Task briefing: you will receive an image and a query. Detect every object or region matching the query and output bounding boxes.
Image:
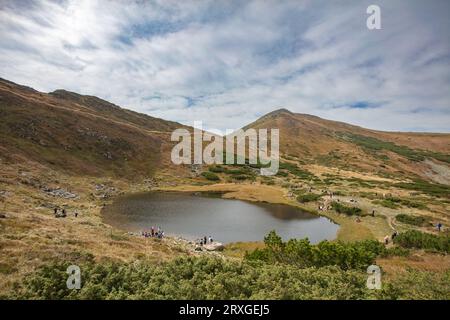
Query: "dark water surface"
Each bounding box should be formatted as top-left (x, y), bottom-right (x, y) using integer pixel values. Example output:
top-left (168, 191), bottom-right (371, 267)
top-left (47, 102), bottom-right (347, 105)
top-left (102, 192), bottom-right (339, 243)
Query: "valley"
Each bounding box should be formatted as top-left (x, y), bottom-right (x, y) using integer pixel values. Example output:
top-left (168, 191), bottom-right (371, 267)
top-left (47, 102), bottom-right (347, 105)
top-left (0, 78), bottom-right (449, 299)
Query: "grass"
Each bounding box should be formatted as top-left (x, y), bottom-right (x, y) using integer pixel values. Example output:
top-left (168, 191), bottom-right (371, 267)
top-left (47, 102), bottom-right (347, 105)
top-left (396, 214), bottom-right (428, 227)
top-left (331, 201), bottom-right (362, 216)
top-left (394, 180), bottom-right (450, 198)
top-left (373, 199), bottom-right (401, 209)
top-left (279, 162), bottom-right (316, 180)
top-left (208, 165), bottom-right (225, 173)
top-left (339, 133), bottom-right (428, 162)
top-left (223, 241), bottom-right (265, 258)
top-left (200, 171), bottom-right (220, 181)
top-left (296, 193), bottom-right (322, 203)
top-left (339, 132), bottom-right (450, 166)
top-left (394, 230), bottom-right (450, 253)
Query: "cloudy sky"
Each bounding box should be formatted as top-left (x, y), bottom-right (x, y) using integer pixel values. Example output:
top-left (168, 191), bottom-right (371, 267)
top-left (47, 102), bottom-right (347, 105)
top-left (1, 0), bottom-right (449, 132)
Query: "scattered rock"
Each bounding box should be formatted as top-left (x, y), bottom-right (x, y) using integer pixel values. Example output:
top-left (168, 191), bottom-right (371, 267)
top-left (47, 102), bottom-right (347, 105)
top-left (203, 242), bottom-right (225, 251)
top-left (95, 184), bottom-right (106, 191)
top-left (92, 184), bottom-right (117, 199)
top-left (0, 190), bottom-right (13, 197)
top-left (42, 187), bottom-right (78, 199)
top-left (0, 213), bottom-right (7, 219)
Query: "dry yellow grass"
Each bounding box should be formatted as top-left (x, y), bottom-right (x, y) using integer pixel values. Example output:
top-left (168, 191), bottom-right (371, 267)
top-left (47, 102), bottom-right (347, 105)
top-left (304, 164), bottom-right (396, 183)
top-left (159, 183), bottom-right (289, 204)
top-left (377, 251), bottom-right (450, 278)
top-left (1, 155), bottom-right (448, 297)
top-left (0, 163), bottom-right (192, 296)
top-left (223, 241), bottom-right (266, 259)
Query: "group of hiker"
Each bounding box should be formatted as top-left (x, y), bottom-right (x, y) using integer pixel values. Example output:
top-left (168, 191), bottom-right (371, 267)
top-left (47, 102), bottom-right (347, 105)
top-left (197, 236), bottom-right (213, 246)
top-left (53, 207), bottom-right (78, 218)
top-left (141, 226), bottom-right (164, 239)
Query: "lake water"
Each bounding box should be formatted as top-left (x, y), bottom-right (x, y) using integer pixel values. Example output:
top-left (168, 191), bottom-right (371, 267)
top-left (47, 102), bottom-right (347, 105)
top-left (102, 192), bottom-right (339, 243)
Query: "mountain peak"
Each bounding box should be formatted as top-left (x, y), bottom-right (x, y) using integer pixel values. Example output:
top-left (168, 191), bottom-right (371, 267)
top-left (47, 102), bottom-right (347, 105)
top-left (266, 108), bottom-right (293, 116)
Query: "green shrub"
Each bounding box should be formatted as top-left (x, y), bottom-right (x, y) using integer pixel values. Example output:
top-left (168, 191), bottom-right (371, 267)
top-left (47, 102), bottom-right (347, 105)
top-left (276, 170), bottom-right (288, 177)
top-left (245, 231), bottom-right (384, 270)
top-left (279, 162), bottom-right (315, 180)
top-left (376, 269), bottom-right (450, 300)
top-left (331, 201), bottom-right (362, 216)
top-left (19, 257), bottom-right (371, 300)
top-left (16, 232), bottom-right (447, 300)
top-left (396, 214), bottom-right (427, 226)
top-left (296, 193), bottom-right (322, 203)
top-left (233, 175), bottom-right (250, 180)
top-left (382, 246), bottom-right (410, 257)
top-left (373, 199), bottom-right (400, 209)
top-left (393, 230), bottom-right (450, 253)
top-left (338, 133), bottom-right (426, 162)
top-left (394, 180), bottom-right (450, 198)
top-left (208, 165), bottom-right (225, 173)
top-left (226, 169), bottom-right (247, 175)
top-left (374, 197), bottom-right (427, 210)
top-left (201, 171), bottom-right (220, 181)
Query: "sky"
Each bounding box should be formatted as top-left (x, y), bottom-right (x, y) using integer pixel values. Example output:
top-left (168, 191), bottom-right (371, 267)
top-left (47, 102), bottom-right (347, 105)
top-left (0, 0), bottom-right (449, 132)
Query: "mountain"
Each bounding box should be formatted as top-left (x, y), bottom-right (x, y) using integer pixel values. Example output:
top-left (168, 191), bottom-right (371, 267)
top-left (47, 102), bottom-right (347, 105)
top-left (245, 108), bottom-right (450, 184)
top-left (0, 78), bottom-right (187, 178)
top-left (1, 78), bottom-right (449, 185)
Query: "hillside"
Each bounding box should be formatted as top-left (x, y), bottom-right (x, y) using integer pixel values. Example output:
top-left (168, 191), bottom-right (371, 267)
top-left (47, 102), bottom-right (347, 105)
top-left (2, 78), bottom-right (449, 185)
top-left (0, 78), bottom-right (187, 178)
top-left (245, 108), bottom-right (450, 185)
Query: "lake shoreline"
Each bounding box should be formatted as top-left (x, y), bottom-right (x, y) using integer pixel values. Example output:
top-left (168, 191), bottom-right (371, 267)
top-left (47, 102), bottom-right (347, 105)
top-left (101, 187), bottom-right (339, 244)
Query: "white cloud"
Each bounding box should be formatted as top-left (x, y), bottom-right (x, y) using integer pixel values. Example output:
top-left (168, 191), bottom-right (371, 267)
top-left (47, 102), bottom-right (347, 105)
top-left (0, 0), bottom-right (449, 132)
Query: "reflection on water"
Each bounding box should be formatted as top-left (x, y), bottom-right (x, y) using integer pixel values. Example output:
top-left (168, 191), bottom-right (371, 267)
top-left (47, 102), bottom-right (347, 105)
top-left (102, 192), bottom-right (339, 244)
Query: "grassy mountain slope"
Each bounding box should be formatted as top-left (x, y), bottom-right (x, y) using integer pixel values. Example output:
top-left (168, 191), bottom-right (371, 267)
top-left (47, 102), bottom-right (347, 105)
top-left (245, 108), bottom-right (450, 184)
top-left (0, 78), bottom-right (186, 178)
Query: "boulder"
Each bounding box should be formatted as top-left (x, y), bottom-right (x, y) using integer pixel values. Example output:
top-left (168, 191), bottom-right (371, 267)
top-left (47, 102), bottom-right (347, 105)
top-left (203, 242), bottom-right (224, 251)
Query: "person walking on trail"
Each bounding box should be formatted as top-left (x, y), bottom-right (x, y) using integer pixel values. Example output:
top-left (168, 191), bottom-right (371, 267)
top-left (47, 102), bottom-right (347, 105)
top-left (208, 236), bottom-right (212, 243)
top-left (437, 223), bottom-right (443, 232)
top-left (392, 230), bottom-right (398, 240)
top-left (384, 235), bottom-right (389, 245)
